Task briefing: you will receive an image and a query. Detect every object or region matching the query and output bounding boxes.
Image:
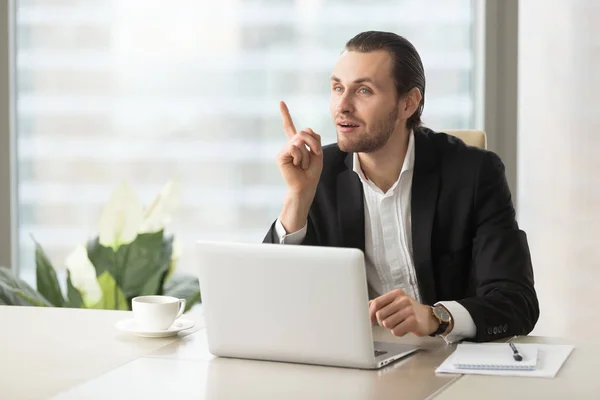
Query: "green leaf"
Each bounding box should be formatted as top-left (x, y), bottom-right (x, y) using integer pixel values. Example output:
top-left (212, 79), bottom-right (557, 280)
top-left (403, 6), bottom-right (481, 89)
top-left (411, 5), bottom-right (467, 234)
top-left (32, 237), bottom-right (65, 307)
top-left (15, 291), bottom-right (52, 307)
top-left (90, 270), bottom-right (128, 310)
top-left (139, 234), bottom-right (173, 297)
top-left (163, 274), bottom-right (201, 312)
top-left (0, 266), bottom-right (52, 306)
top-left (87, 231), bottom-right (173, 302)
top-left (85, 236), bottom-right (113, 276)
top-left (65, 270), bottom-right (84, 308)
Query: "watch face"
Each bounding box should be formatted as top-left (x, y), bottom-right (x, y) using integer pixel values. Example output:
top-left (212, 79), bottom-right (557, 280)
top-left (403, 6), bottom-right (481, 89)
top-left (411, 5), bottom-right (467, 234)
top-left (434, 306), bottom-right (451, 322)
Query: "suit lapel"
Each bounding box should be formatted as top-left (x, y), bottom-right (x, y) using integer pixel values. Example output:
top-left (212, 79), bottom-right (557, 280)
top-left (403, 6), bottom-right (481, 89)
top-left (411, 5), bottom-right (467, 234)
top-left (411, 130), bottom-right (439, 305)
top-left (337, 153), bottom-right (365, 251)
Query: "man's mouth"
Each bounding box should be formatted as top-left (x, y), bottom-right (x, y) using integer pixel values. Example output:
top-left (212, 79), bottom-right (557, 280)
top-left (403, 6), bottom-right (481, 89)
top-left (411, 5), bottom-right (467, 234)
top-left (338, 121), bottom-right (360, 128)
top-left (337, 121), bottom-right (361, 134)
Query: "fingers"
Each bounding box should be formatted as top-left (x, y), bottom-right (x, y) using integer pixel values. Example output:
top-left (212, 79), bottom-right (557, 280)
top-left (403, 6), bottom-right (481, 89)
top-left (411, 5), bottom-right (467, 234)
top-left (303, 129), bottom-right (322, 155)
top-left (370, 301), bottom-right (389, 324)
top-left (376, 296), bottom-right (411, 326)
top-left (292, 131), bottom-right (322, 156)
top-left (369, 292), bottom-right (399, 321)
top-left (280, 101), bottom-right (297, 139)
top-left (286, 130), bottom-right (322, 170)
top-left (380, 302), bottom-right (414, 330)
top-left (374, 303), bottom-right (397, 325)
top-left (277, 107), bottom-right (322, 170)
top-left (373, 289), bottom-right (405, 308)
top-left (369, 302), bottom-right (377, 324)
top-left (285, 143), bottom-right (309, 170)
top-left (390, 315), bottom-right (418, 337)
top-left (297, 142), bottom-right (310, 170)
top-left (289, 144), bottom-right (303, 167)
top-left (370, 289), bottom-right (408, 324)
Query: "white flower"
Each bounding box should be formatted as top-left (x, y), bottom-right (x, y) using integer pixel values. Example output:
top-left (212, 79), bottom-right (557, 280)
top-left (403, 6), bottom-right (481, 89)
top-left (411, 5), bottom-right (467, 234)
top-left (171, 238), bottom-right (183, 261)
top-left (65, 245), bottom-right (102, 307)
top-left (139, 179), bottom-right (181, 234)
top-left (98, 181), bottom-right (144, 251)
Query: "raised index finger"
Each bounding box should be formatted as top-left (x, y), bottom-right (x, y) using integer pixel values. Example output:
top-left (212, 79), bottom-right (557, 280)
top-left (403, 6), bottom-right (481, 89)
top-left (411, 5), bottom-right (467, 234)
top-left (279, 101), bottom-right (297, 139)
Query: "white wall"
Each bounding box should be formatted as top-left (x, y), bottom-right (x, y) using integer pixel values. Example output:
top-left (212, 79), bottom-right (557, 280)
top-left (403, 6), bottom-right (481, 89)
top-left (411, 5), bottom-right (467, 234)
top-left (518, 0), bottom-right (600, 337)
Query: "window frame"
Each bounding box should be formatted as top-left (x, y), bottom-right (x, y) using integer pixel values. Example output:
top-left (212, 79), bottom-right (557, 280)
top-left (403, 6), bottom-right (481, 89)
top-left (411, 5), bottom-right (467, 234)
top-left (0, 0), bottom-right (18, 274)
top-left (480, 0), bottom-right (519, 203)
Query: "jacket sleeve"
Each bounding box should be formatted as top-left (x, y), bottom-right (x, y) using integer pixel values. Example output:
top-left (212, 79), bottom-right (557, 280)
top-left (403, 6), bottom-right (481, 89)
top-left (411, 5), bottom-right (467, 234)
top-left (262, 216), bottom-right (320, 246)
top-left (457, 151), bottom-right (540, 342)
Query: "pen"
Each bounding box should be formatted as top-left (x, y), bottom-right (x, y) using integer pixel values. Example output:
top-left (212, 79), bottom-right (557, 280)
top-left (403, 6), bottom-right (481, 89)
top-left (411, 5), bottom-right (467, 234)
top-left (509, 342), bottom-right (523, 361)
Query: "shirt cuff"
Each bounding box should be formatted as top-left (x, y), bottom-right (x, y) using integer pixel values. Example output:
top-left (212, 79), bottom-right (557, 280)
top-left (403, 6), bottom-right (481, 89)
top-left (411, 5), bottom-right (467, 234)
top-left (436, 301), bottom-right (477, 344)
top-left (274, 218), bottom-right (307, 245)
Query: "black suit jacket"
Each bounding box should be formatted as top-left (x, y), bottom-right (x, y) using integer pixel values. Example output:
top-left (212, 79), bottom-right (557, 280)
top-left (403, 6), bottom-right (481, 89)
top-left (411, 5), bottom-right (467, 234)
top-left (263, 127), bottom-right (539, 342)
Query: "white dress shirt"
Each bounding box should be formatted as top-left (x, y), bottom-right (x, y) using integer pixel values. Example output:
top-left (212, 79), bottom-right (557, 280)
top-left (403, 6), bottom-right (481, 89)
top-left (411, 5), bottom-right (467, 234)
top-left (274, 131), bottom-right (476, 343)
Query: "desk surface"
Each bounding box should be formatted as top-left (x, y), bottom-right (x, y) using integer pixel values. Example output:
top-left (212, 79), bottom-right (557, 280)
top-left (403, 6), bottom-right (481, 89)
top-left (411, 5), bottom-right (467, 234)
top-left (1, 305), bottom-right (457, 400)
top-left (435, 335), bottom-right (600, 400)
top-left (1, 306), bottom-right (595, 400)
top-left (0, 306), bottom-right (202, 400)
top-left (50, 329), bottom-right (461, 400)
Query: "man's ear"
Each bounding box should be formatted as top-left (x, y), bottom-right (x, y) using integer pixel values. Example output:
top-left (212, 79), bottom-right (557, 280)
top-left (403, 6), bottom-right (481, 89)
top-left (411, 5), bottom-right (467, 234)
top-left (402, 87), bottom-right (422, 118)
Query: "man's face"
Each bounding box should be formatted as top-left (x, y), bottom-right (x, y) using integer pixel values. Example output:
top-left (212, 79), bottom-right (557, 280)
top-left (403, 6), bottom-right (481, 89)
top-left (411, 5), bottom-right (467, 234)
top-left (329, 50), bottom-right (401, 153)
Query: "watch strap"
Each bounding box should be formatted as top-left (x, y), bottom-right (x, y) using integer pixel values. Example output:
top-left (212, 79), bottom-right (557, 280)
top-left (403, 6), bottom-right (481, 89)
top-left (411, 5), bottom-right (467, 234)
top-left (429, 305), bottom-right (450, 337)
top-left (430, 319), bottom-right (449, 336)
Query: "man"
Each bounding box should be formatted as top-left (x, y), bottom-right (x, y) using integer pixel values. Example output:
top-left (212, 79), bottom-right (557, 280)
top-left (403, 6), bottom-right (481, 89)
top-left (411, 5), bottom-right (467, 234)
top-left (263, 31), bottom-right (539, 343)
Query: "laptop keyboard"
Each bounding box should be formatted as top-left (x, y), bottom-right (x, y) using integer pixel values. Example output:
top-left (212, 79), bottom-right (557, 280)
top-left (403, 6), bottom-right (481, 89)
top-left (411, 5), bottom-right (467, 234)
top-left (374, 350), bottom-right (388, 357)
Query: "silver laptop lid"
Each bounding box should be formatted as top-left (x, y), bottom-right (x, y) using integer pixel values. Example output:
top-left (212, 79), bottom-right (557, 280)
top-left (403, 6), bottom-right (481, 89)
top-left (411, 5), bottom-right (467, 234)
top-left (195, 241), bottom-right (376, 368)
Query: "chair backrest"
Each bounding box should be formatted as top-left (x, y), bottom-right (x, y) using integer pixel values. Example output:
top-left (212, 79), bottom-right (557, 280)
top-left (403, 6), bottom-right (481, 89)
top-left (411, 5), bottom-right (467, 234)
top-left (444, 129), bottom-right (487, 149)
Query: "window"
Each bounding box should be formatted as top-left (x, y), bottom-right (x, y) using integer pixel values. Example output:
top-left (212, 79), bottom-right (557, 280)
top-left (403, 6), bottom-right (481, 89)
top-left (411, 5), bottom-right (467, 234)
top-left (15, 0), bottom-right (480, 282)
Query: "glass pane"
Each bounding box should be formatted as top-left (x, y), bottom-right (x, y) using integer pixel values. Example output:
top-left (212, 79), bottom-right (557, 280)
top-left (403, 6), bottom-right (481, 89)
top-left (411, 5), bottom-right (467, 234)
top-left (15, 0), bottom-right (478, 282)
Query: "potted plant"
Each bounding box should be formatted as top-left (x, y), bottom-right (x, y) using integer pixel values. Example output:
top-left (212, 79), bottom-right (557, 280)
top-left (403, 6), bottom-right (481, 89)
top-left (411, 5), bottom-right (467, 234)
top-left (0, 180), bottom-right (200, 311)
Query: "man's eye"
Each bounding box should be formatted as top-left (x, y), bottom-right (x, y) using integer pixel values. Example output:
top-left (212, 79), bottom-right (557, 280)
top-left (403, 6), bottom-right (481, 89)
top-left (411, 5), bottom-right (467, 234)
top-left (333, 86), bottom-right (344, 92)
top-left (359, 88), bottom-right (372, 94)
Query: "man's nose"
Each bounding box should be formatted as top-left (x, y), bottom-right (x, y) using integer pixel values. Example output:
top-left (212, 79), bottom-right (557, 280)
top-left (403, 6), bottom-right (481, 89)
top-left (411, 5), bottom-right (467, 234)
top-left (336, 92), bottom-right (355, 114)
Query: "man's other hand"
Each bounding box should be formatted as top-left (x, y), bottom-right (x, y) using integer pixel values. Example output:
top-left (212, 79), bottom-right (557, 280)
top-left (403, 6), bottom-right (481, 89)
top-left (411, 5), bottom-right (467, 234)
top-left (368, 289), bottom-right (439, 337)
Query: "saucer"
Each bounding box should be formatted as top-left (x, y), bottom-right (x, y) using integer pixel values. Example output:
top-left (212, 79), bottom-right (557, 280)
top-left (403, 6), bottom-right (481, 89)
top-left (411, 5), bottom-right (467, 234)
top-left (115, 318), bottom-right (195, 338)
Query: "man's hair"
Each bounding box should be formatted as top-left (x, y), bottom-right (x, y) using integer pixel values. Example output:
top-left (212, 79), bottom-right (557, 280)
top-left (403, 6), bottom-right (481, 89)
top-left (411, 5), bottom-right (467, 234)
top-left (345, 31), bottom-right (426, 131)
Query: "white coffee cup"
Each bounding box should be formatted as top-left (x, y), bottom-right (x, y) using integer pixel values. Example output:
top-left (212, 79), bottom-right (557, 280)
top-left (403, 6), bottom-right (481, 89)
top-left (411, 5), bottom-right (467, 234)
top-left (132, 295), bottom-right (186, 331)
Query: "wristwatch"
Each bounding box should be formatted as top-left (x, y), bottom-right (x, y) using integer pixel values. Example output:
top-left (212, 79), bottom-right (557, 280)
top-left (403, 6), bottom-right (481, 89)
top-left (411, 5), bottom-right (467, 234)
top-left (429, 304), bottom-right (452, 337)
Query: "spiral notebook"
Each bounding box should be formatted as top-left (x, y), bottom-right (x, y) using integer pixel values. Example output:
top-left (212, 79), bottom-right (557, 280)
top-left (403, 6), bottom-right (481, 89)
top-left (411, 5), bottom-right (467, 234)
top-left (449, 343), bottom-right (538, 370)
top-left (436, 342), bottom-right (574, 378)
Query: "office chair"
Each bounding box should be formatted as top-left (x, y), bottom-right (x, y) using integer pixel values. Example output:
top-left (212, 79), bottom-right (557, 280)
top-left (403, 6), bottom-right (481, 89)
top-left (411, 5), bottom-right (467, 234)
top-left (444, 129), bottom-right (487, 150)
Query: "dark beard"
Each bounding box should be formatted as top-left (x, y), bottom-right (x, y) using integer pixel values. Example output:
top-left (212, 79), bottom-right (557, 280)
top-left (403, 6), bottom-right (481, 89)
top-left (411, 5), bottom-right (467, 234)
top-left (337, 107), bottom-right (399, 153)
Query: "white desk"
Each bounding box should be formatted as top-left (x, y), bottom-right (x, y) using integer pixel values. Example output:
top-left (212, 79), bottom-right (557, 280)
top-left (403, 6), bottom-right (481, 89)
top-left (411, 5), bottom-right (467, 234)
top-left (49, 329), bottom-right (462, 400)
top-left (1, 306), bottom-right (593, 400)
top-left (0, 306), bottom-right (202, 400)
top-left (1, 306), bottom-right (457, 400)
top-left (434, 336), bottom-right (600, 399)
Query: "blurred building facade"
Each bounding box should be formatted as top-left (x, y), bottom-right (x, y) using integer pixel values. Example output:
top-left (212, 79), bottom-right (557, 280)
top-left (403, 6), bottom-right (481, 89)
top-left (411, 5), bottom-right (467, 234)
top-left (15, 0), bottom-right (478, 279)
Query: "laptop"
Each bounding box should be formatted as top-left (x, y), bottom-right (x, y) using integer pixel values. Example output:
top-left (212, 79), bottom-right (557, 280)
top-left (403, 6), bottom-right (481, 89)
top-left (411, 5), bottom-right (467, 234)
top-left (195, 241), bottom-right (420, 369)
